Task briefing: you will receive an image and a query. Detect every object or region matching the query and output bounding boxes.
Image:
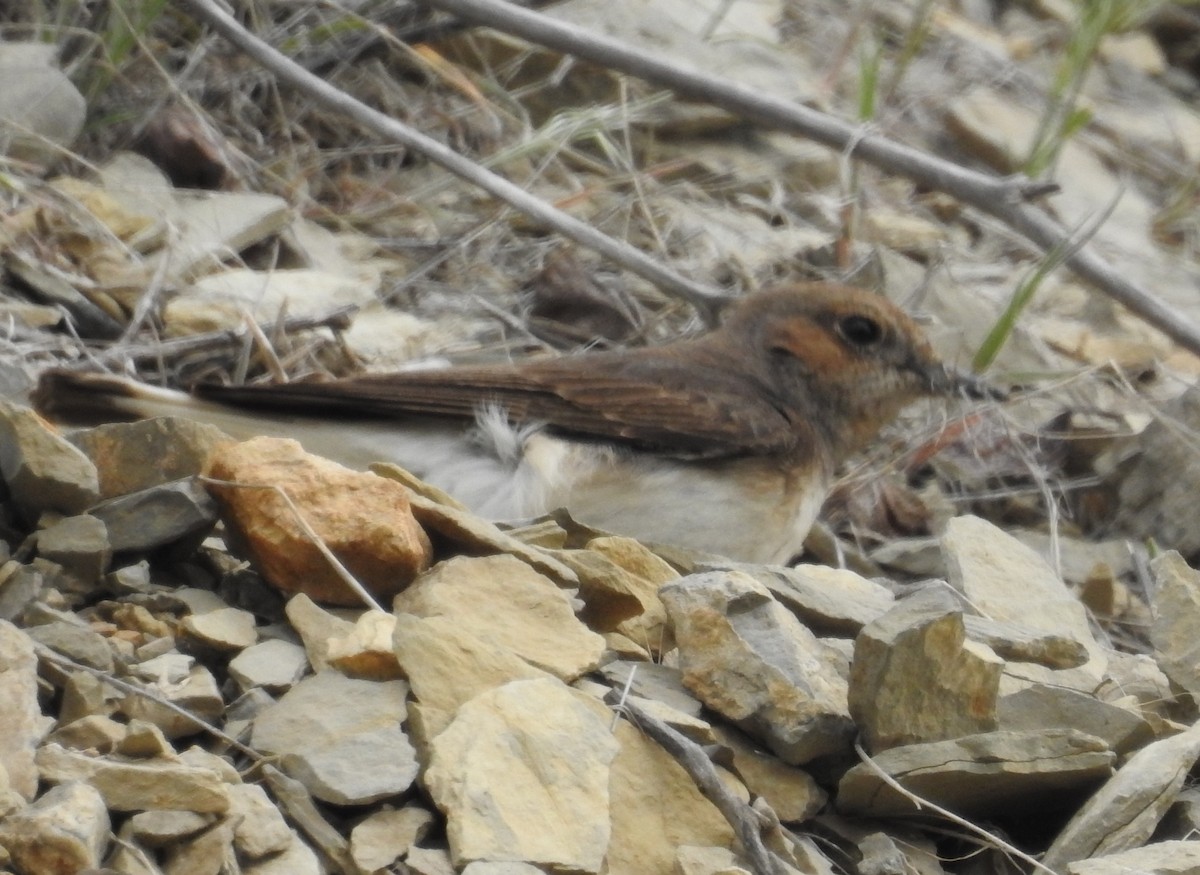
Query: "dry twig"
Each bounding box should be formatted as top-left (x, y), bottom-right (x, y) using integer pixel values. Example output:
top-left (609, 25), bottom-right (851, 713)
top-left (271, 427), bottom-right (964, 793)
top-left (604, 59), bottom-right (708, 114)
top-left (609, 692), bottom-right (792, 875)
top-left (176, 0), bottom-right (730, 324)
top-left (403, 0), bottom-right (1200, 358)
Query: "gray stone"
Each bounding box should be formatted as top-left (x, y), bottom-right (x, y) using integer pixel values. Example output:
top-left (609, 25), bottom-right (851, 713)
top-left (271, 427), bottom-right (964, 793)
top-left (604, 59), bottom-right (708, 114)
top-left (251, 671), bottom-right (417, 805)
top-left (89, 477), bottom-right (219, 553)
top-left (26, 617), bottom-right (115, 674)
top-left (36, 513), bottom-right (112, 582)
top-left (228, 638), bottom-right (309, 692)
top-left (128, 809), bottom-right (216, 846)
top-left (738, 562), bottom-right (895, 635)
top-left (837, 729), bottom-right (1114, 819)
top-left (660, 570), bottom-right (854, 764)
top-left (1066, 841), bottom-right (1200, 875)
top-left (999, 685), bottom-right (1152, 756)
top-left (0, 559), bottom-right (43, 621)
top-left (1150, 551), bottom-right (1200, 697)
top-left (181, 606), bottom-right (258, 652)
top-left (120, 665), bottom-right (224, 739)
top-left (0, 400), bottom-right (99, 518)
top-left (228, 782), bottom-right (293, 860)
top-left (1043, 722), bottom-right (1200, 871)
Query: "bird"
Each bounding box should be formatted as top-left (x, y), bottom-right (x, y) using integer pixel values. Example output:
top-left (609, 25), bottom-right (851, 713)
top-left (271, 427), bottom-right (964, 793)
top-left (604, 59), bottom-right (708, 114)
top-left (35, 282), bottom-right (994, 564)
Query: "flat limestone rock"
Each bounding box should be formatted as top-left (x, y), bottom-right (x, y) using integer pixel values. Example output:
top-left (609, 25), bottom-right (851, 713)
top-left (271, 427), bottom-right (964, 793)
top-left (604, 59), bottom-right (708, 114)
top-left (393, 554), bottom-right (604, 681)
top-left (1066, 840), bottom-right (1200, 875)
top-left (350, 805), bottom-right (436, 872)
top-left (35, 743), bottom-right (231, 812)
top-left (606, 719), bottom-right (736, 875)
top-left (660, 570), bottom-right (854, 764)
top-left (735, 562), bottom-right (895, 635)
top-left (941, 515), bottom-right (1107, 683)
top-left (424, 678), bottom-right (618, 872)
top-left (228, 638), bottom-right (309, 693)
top-left (998, 685), bottom-right (1152, 756)
top-left (392, 612), bottom-right (554, 743)
top-left (837, 729), bottom-right (1114, 819)
top-left (1042, 722), bottom-right (1200, 872)
top-left (250, 671), bottom-right (417, 805)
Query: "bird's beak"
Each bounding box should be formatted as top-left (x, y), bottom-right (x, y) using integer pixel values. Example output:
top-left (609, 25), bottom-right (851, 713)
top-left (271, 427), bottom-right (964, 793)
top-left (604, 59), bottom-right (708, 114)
top-left (920, 362), bottom-right (1006, 401)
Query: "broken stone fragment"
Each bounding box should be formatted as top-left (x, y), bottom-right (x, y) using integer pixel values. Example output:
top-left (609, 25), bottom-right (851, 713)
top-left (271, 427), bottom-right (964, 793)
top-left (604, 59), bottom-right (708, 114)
top-left (394, 554), bottom-right (605, 681)
top-left (837, 729), bottom-right (1114, 820)
top-left (660, 570), bottom-right (854, 764)
top-left (849, 587), bottom-right (1002, 753)
top-left (0, 780), bottom-right (109, 873)
top-left (88, 477), bottom-right (219, 554)
top-left (205, 436), bottom-right (432, 606)
top-left (0, 400), bottom-right (99, 519)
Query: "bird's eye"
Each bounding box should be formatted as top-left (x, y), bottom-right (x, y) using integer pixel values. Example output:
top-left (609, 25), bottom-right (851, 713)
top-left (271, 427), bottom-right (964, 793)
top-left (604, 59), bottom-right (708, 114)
top-left (837, 314), bottom-right (883, 347)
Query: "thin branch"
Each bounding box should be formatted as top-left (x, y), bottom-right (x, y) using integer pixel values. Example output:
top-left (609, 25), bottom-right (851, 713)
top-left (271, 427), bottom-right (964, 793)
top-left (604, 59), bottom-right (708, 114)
top-left (609, 692), bottom-right (792, 875)
top-left (852, 739), bottom-right (1058, 875)
top-left (405, 0), bottom-right (1200, 358)
top-left (175, 0), bottom-right (729, 325)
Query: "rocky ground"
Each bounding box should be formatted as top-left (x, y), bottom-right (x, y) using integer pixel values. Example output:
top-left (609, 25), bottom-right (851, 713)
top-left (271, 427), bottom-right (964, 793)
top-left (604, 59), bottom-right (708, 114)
top-left (2, 0), bottom-right (1200, 874)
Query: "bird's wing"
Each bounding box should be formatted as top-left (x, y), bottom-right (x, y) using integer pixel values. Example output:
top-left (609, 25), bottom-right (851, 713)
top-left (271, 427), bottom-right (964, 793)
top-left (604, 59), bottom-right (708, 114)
top-left (195, 349), bottom-right (801, 459)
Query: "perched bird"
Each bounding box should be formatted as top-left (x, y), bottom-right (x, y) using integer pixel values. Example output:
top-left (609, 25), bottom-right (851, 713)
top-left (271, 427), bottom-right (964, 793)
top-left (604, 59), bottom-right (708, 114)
top-left (36, 282), bottom-right (992, 563)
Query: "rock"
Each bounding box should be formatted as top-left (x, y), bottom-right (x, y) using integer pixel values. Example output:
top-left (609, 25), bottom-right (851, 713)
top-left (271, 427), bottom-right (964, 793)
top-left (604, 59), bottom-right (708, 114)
top-left (148, 190), bottom-right (291, 282)
top-left (424, 678), bottom-right (619, 872)
top-left (284, 593), bottom-right (355, 672)
top-left (393, 612), bottom-right (555, 744)
top-left (0, 42), bottom-right (86, 172)
top-left (241, 830), bottom-right (322, 875)
top-left (941, 515), bottom-right (1107, 684)
top-left (960, 614), bottom-right (1089, 669)
top-left (393, 554), bottom-right (605, 681)
top-left (89, 478), bottom-right (219, 554)
top-left (837, 729), bottom-right (1114, 820)
top-left (250, 671), bottom-right (417, 805)
top-left (120, 664), bottom-right (224, 739)
top-left (127, 809), bottom-right (215, 846)
top-left (0, 781), bottom-right (109, 873)
top-left (660, 570), bottom-right (854, 764)
top-left (227, 783), bottom-right (293, 860)
top-left (27, 617), bottom-right (115, 675)
top-left (1042, 723), bottom-right (1200, 872)
top-left (326, 610), bottom-right (402, 680)
top-left (580, 535), bottom-right (678, 651)
top-left (461, 863), bottom-right (548, 875)
top-left (205, 437), bottom-right (432, 606)
top-left (47, 714), bottom-right (126, 754)
top-left (849, 587), bottom-right (1003, 753)
top-left (36, 513), bottom-right (111, 582)
top-left (69, 416), bottom-right (232, 499)
top-left (0, 400), bottom-right (99, 519)
top-left (711, 726), bottom-right (826, 824)
top-left (674, 845), bottom-right (752, 875)
top-left (606, 719), bottom-right (736, 875)
top-left (118, 719), bottom-right (175, 759)
top-left (161, 819), bottom-right (235, 875)
top-left (35, 743), bottom-right (231, 812)
top-left (598, 660), bottom-right (704, 718)
top-left (1067, 840), bottom-right (1200, 875)
top-left (165, 267), bottom-right (381, 334)
top-left (739, 562), bottom-right (894, 635)
top-left (0, 560), bottom-right (44, 621)
top-left (380, 474), bottom-right (578, 586)
top-left (1149, 551), bottom-right (1200, 696)
top-left (59, 669), bottom-right (122, 725)
top-left (129, 653), bottom-right (194, 685)
top-left (405, 846), bottom-right (457, 875)
top-left (180, 606), bottom-right (258, 652)
top-left (227, 638), bottom-right (309, 693)
top-left (0, 620), bottom-right (43, 799)
top-left (349, 805), bottom-right (436, 872)
top-left (998, 685), bottom-right (1152, 755)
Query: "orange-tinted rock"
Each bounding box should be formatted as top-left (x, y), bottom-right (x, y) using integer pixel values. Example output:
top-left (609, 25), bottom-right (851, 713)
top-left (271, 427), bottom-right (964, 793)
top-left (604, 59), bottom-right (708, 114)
top-left (204, 437), bottom-right (432, 606)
